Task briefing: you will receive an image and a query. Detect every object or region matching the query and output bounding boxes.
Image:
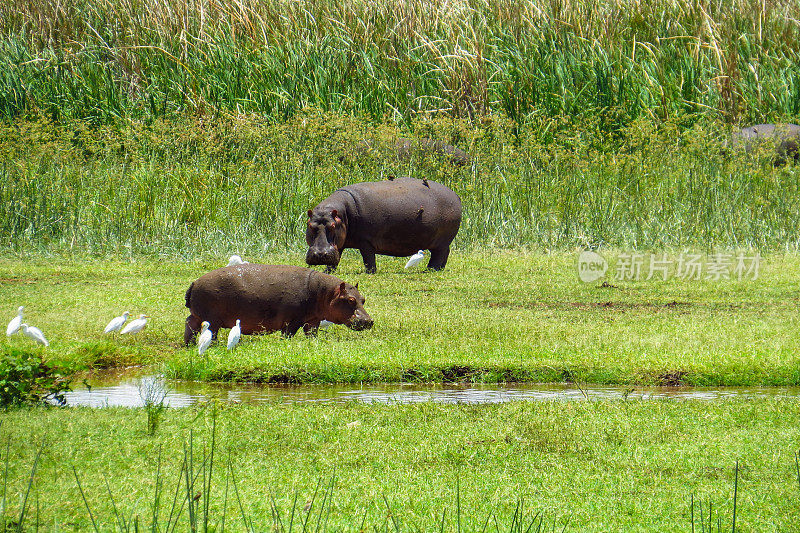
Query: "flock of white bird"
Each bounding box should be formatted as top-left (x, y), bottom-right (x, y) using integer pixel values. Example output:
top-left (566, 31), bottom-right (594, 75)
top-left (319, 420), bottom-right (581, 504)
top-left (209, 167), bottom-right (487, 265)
top-left (6, 305), bottom-right (150, 348)
top-left (5, 252), bottom-right (426, 353)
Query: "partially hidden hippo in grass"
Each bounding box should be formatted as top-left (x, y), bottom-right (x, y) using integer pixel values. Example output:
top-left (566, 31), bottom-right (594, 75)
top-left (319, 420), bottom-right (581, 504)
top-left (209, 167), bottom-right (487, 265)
top-left (394, 138), bottom-right (470, 166)
top-left (184, 264), bottom-right (372, 344)
top-left (305, 177), bottom-right (462, 273)
top-left (728, 123), bottom-right (800, 165)
top-left (341, 138), bottom-right (470, 167)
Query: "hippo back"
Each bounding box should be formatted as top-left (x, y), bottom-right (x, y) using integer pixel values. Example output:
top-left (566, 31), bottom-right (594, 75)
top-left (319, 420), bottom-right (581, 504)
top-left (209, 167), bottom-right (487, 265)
top-left (340, 177), bottom-right (462, 256)
top-left (730, 123), bottom-right (800, 164)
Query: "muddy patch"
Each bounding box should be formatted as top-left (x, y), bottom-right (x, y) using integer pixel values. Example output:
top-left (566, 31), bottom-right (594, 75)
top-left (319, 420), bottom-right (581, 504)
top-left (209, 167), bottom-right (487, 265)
top-left (485, 300), bottom-right (692, 311)
top-left (656, 371), bottom-right (689, 387)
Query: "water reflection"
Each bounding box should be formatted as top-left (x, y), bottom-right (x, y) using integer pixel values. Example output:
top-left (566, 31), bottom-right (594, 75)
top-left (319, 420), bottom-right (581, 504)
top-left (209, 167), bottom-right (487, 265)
top-left (61, 373), bottom-right (800, 408)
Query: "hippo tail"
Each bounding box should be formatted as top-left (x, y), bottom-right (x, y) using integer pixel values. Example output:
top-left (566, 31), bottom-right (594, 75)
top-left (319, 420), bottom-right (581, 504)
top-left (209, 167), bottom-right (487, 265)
top-left (185, 282), bottom-right (194, 309)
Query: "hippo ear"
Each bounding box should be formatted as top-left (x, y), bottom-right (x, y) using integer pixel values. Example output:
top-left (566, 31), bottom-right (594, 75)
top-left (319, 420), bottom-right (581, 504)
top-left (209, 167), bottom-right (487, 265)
top-left (337, 282), bottom-right (346, 296)
top-left (331, 209), bottom-right (338, 218)
top-left (307, 209), bottom-right (313, 219)
top-left (355, 282), bottom-right (359, 290)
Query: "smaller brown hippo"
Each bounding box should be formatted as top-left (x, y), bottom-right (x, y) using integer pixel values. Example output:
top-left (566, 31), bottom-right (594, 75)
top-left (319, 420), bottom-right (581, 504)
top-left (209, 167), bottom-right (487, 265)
top-left (729, 123), bottom-right (800, 165)
top-left (184, 264), bottom-right (372, 344)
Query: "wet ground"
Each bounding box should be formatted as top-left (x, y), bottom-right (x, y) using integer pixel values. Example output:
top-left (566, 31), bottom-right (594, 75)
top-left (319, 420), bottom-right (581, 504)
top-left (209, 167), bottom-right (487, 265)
top-left (61, 371), bottom-right (800, 407)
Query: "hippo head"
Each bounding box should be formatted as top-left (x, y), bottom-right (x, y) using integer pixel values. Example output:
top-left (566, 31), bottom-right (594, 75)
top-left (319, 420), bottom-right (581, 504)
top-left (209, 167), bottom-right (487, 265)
top-left (324, 282), bottom-right (373, 331)
top-left (306, 207), bottom-right (347, 269)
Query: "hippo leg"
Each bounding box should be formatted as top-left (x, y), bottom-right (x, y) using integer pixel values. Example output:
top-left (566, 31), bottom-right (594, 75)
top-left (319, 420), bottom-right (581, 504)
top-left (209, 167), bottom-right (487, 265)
top-left (324, 265), bottom-right (337, 274)
top-left (280, 321), bottom-right (303, 338)
top-left (303, 323), bottom-right (319, 336)
top-left (184, 314), bottom-right (202, 345)
top-left (359, 246), bottom-right (377, 274)
top-left (427, 246), bottom-right (451, 271)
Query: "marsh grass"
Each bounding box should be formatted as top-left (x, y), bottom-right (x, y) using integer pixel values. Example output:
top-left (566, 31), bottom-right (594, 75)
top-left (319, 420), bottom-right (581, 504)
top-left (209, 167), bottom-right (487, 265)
top-left (689, 462), bottom-right (739, 533)
top-left (1, 116), bottom-right (799, 257)
top-left (1, 0), bottom-right (800, 123)
top-left (139, 377), bottom-right (168, 436)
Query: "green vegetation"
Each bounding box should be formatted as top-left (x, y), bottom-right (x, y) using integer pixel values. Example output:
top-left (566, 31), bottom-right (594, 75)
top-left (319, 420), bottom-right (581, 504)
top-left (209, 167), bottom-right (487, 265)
top-left (2, 0), bottom-right (800, 124)
top-left (1, 252), bottom-right (798, 386)
top-left (2, 2), bottom-right (799, 529)
top-left (1, 116), bottom-right (800, 256)
top-left (0, 347), bottom-right (71, 407)
top-left (1, 399), bottom-right (798, 530)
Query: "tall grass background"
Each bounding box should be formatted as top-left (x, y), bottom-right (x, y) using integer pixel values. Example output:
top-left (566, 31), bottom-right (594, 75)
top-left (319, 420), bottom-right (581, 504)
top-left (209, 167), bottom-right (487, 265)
top-left (0, 0), bottom-right (799, 124)
top-left (1, 114), bottom-right (799, 257)
top-left (1, 0), bottom-right (800, 256)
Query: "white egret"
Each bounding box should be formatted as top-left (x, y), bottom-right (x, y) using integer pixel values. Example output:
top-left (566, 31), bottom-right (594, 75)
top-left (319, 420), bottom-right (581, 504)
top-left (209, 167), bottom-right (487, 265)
top-left (198, 321), bottom-right (213, 355)
top-left (121, 314), bottom-right (148, 335)
top-left (319, 319), bottom-right (333, 329)
top-left (227, 319), bottom-right (241, 350)
top-left (104, 311), bottom-right (130, 333)
top-left (20, 323), bottom-right (48, 347)
top-left (6, 306), bottom-right (23, 336)
top-left (227, 255), bottom-right (249, 266)
top-left (404, 250), bottom-right (425, 269)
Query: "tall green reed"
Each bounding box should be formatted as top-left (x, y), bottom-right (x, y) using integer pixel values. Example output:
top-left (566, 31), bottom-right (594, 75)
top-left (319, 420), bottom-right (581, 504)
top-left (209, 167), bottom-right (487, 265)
top-left (1, 0), bottom-right (799, 124)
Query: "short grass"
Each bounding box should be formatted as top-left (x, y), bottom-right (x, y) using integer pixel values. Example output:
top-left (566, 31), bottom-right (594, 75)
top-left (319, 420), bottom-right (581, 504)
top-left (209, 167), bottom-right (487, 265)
top-left (0, 399), bottom-right (798, 530)
top-left (2, 250), bottom-right (799, 386)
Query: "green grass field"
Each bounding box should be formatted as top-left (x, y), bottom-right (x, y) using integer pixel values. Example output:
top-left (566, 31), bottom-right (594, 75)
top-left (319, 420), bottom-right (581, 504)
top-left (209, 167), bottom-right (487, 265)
top-left (4, 1), bottom-right (800, 529)
top-left (2, 251), bottom-right (798, 386)
top-left (1, 399), bottom-right (798, 531)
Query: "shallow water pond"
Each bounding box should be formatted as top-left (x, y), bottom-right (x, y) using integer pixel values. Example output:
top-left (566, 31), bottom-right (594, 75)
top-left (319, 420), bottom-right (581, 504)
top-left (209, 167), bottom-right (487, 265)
top-left (61, 371), bottom-right (800, 407)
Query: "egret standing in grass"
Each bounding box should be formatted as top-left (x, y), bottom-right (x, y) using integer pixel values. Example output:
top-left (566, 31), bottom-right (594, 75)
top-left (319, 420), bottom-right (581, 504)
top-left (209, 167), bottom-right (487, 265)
top-left (20, 323), bottom-right (48, 347)
top-left (198, 321), bottom-right (213, 355)
top-left (6, 306), bottom-right (23, 336)
top-left (104, 311), bottom-right (130, 334)
top-left (121, 314), bottom-right (148, 335)
top-left (404, 250), bottom-right (425, 269)
top-left (227, 319), bottom-right (241, 350)
top-left (227, 255), bottom-right (249, 266)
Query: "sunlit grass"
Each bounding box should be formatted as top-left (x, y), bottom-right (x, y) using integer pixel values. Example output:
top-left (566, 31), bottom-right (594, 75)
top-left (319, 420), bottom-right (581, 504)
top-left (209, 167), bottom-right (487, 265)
top-left (2, 251), bottom-right (799, 386)
top-left (0, 399), bottom-right (798, 530)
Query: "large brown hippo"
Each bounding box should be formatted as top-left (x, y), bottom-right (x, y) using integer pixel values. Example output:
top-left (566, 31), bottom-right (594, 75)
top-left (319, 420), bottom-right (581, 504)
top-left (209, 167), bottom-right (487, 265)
top-left (305, 177), bottom-right (462, 273)
top-left (183, 264), bottom-right (372, 344)
top-left (729, 123), bottom-right (800, 165)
